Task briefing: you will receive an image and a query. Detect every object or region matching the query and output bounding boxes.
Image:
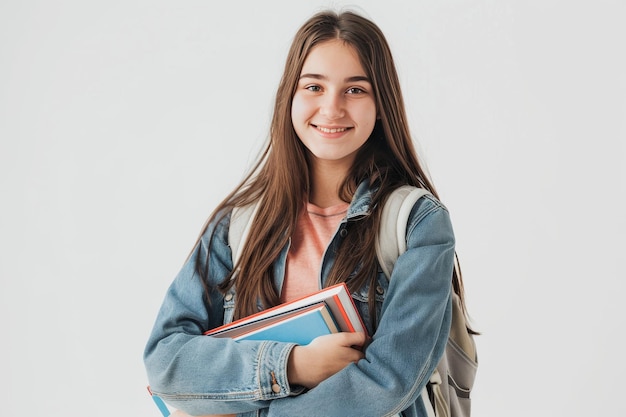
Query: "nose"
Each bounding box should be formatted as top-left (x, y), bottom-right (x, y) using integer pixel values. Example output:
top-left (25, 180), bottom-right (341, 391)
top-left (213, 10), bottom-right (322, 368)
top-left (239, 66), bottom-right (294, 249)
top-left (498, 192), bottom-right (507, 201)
top-left (319, 93), bottom-right (345, 120)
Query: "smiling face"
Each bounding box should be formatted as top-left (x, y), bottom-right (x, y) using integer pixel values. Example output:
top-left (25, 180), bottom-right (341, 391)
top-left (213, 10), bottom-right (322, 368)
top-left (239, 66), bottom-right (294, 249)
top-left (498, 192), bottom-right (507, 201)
top-left (291, 39), bottom-right (377, 173)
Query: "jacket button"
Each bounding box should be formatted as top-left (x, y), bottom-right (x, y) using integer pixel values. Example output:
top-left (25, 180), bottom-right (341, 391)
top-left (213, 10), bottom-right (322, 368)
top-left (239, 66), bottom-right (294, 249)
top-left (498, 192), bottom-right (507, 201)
top-left (339, 228), bottom-right (348, 237)
top-left (224, 293), bottom-right (233, 302)
top-left (272, 383), bottom-right (281, 393)
top-left (376, 285), bottom-right (384, 295)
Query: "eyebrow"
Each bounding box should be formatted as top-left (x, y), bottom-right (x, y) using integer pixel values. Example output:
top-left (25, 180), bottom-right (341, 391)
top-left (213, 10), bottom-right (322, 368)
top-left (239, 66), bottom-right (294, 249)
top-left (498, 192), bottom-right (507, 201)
top-left (299, 73), bottom-right (371, 83)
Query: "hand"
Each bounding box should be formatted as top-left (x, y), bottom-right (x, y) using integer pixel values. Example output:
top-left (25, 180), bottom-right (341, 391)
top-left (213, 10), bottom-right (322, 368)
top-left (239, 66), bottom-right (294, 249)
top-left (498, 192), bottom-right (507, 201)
top-left (170, 411), bottom-right (235, 417)
top-left (287, 331), bottom-right (367, 389)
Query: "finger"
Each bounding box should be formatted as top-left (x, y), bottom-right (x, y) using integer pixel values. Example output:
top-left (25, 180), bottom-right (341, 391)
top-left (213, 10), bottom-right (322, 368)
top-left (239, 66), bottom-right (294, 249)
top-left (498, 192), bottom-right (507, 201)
top-left (339, 331), bottom-right (367, 347)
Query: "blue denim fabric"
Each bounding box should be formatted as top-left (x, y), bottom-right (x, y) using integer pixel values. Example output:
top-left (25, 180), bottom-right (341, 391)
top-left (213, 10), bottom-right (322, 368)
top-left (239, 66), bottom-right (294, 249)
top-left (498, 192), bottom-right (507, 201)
top-left (144, 180), bottom-right (454, 417)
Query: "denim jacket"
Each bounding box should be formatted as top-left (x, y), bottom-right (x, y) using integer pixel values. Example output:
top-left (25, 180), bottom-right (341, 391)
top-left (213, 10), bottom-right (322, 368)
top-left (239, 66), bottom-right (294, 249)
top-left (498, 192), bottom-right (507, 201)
top-left (144, 180), bottom-right (455, 417)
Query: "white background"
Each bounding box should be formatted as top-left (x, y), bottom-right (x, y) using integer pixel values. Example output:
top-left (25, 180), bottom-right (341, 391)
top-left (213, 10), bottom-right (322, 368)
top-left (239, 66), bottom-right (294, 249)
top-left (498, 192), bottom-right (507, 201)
top-left (1, 1), bottom-right (624, 416)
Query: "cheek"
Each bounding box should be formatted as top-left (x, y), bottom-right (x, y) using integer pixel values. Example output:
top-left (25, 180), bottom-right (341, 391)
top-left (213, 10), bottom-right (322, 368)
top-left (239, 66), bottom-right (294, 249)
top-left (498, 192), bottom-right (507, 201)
top-left (290, 94), bottom-right (309, 124)
top-left (291, 96), bottom-right (311, 141)
top-left (360, 103), bottom-right (378, 132)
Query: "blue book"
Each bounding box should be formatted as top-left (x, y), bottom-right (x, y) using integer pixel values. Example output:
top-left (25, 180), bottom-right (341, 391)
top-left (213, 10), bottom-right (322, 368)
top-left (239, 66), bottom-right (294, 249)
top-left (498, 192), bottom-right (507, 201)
top-left (232, 302), bottom-right (339, 345)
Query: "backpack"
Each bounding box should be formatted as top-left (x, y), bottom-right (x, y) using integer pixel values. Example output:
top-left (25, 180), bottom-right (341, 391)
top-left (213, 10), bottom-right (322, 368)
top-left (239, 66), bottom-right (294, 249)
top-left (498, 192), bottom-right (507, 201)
top-left (229, 185), bottom-right (477, 417)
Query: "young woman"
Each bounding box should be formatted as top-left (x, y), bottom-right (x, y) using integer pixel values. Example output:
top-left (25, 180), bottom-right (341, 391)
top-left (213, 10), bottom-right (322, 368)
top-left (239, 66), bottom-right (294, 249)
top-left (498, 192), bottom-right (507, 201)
top-left (145, 10), bottom-right (468, 417)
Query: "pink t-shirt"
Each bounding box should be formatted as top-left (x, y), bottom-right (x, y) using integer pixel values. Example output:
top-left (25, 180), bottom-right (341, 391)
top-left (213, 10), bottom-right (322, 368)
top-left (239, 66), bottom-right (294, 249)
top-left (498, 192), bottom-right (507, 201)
top-left (280, 201), bottom-right (349, 303)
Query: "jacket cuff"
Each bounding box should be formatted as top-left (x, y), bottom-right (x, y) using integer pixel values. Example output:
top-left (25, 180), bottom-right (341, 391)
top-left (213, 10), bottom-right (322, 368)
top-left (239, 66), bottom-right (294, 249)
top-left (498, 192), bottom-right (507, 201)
top-left (257, 341), bottom-right (302, 399)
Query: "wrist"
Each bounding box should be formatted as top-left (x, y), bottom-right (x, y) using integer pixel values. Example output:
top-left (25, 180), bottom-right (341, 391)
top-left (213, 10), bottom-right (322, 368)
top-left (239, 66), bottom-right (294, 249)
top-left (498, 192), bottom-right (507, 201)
top-left (287, 345), bottom-right (305, 387)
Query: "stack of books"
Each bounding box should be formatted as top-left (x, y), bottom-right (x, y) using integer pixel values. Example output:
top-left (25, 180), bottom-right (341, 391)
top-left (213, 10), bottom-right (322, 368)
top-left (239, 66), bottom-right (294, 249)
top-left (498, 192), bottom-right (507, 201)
top-left (206, 282), bottom-right (366, 343)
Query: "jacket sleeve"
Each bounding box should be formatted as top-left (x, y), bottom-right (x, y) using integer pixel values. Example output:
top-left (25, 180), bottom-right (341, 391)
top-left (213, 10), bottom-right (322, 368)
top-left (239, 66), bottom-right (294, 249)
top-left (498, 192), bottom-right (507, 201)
top-left (267, 197), bottom-right (455, 417)
top-left (143, 212), bottom-right (301, 416)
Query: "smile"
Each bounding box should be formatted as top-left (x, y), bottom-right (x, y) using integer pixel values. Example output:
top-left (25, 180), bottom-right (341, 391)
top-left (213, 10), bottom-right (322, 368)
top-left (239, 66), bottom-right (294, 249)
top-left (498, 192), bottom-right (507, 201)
top-left (314, 125), bottom-right (350, 134)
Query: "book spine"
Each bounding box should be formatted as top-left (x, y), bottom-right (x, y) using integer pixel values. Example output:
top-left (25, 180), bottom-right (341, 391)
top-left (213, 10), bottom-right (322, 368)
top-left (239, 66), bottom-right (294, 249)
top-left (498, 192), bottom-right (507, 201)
top-left (332, 294), bottom-right (355, 332)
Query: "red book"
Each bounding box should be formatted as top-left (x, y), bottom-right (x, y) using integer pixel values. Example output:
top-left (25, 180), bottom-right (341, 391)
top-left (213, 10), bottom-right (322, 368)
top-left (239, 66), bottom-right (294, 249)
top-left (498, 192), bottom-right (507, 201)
top-left (206, 283), bottom-right (366, 341)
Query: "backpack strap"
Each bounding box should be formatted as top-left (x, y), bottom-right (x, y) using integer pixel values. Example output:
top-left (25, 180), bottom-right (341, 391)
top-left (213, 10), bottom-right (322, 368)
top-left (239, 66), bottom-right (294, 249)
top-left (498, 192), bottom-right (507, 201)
top-left (375, 185), bottom-right (431, 280)
top-left (228, 202), bottom-right (261, 270)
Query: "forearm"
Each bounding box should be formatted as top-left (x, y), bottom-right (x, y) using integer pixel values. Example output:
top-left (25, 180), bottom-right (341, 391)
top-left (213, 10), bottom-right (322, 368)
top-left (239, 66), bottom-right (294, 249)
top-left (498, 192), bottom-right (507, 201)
top-left (145, 333), bottom-right (298, 415)
top-left (267, 305), bottom-right (451, 417)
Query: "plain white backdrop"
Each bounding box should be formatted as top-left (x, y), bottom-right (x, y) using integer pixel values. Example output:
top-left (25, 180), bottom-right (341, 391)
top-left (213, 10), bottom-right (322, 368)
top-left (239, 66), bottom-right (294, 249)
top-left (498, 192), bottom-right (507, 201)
top-left (1, 1), bottom-right (625, 416)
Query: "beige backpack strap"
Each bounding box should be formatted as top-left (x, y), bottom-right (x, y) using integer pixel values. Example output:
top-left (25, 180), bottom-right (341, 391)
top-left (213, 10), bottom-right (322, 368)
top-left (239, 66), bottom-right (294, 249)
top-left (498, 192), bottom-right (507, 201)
top-left (375, 185), bottom-right (430, 279)
top-left (228, 201), bottom-right (261, 271)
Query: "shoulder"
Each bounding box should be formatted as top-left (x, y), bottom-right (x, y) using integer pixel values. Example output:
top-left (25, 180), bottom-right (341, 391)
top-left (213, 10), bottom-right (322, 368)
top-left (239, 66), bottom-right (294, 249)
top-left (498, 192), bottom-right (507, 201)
top-left (198, 206), bottom-right (233, 252)
top-left (406, 192), bottom-right (455, 245)
top-left (383, 185), bottom-right (450, 227)
top-left (187, 207), bottom-right (236, 283)
top-left (409, 193), bottom-right (449, 223)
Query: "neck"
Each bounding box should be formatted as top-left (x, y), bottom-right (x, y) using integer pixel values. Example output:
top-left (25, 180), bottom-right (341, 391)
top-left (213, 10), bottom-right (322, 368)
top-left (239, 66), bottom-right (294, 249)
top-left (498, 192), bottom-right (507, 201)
top-left (308, 159), bottom-right (350, 208)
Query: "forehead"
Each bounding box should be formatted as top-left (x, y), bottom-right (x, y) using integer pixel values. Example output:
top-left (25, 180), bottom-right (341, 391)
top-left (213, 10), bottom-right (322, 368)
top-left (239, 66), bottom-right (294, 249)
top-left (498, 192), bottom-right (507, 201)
top-left (301, 39), bottom-right (367, 77)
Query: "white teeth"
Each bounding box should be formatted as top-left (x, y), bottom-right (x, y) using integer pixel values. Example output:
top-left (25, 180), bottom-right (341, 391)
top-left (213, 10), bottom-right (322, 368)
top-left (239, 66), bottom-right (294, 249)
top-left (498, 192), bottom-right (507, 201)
top-left (317, 126), bottom-right (347, 133)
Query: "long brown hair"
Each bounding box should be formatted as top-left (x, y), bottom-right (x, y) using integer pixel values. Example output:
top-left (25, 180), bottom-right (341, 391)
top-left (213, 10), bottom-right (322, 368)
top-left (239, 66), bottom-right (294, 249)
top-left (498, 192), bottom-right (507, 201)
top-left (197, 10), bottom-right (471, 330)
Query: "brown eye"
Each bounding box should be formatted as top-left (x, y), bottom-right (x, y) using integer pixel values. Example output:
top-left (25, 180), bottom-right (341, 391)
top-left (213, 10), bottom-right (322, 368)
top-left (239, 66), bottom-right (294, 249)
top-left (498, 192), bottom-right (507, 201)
top-left (346, 87), bottom-right (365, 94)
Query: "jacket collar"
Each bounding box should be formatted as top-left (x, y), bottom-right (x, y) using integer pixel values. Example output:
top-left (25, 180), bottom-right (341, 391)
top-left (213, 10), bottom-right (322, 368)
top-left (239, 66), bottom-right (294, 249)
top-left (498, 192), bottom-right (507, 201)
top-left (345, 179), bottom-right (378, 220)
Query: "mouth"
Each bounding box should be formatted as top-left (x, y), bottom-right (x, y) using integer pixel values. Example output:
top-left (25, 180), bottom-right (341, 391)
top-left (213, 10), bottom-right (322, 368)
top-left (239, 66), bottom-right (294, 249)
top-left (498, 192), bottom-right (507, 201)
top-left (312, 124), bottom-right (352, 134)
